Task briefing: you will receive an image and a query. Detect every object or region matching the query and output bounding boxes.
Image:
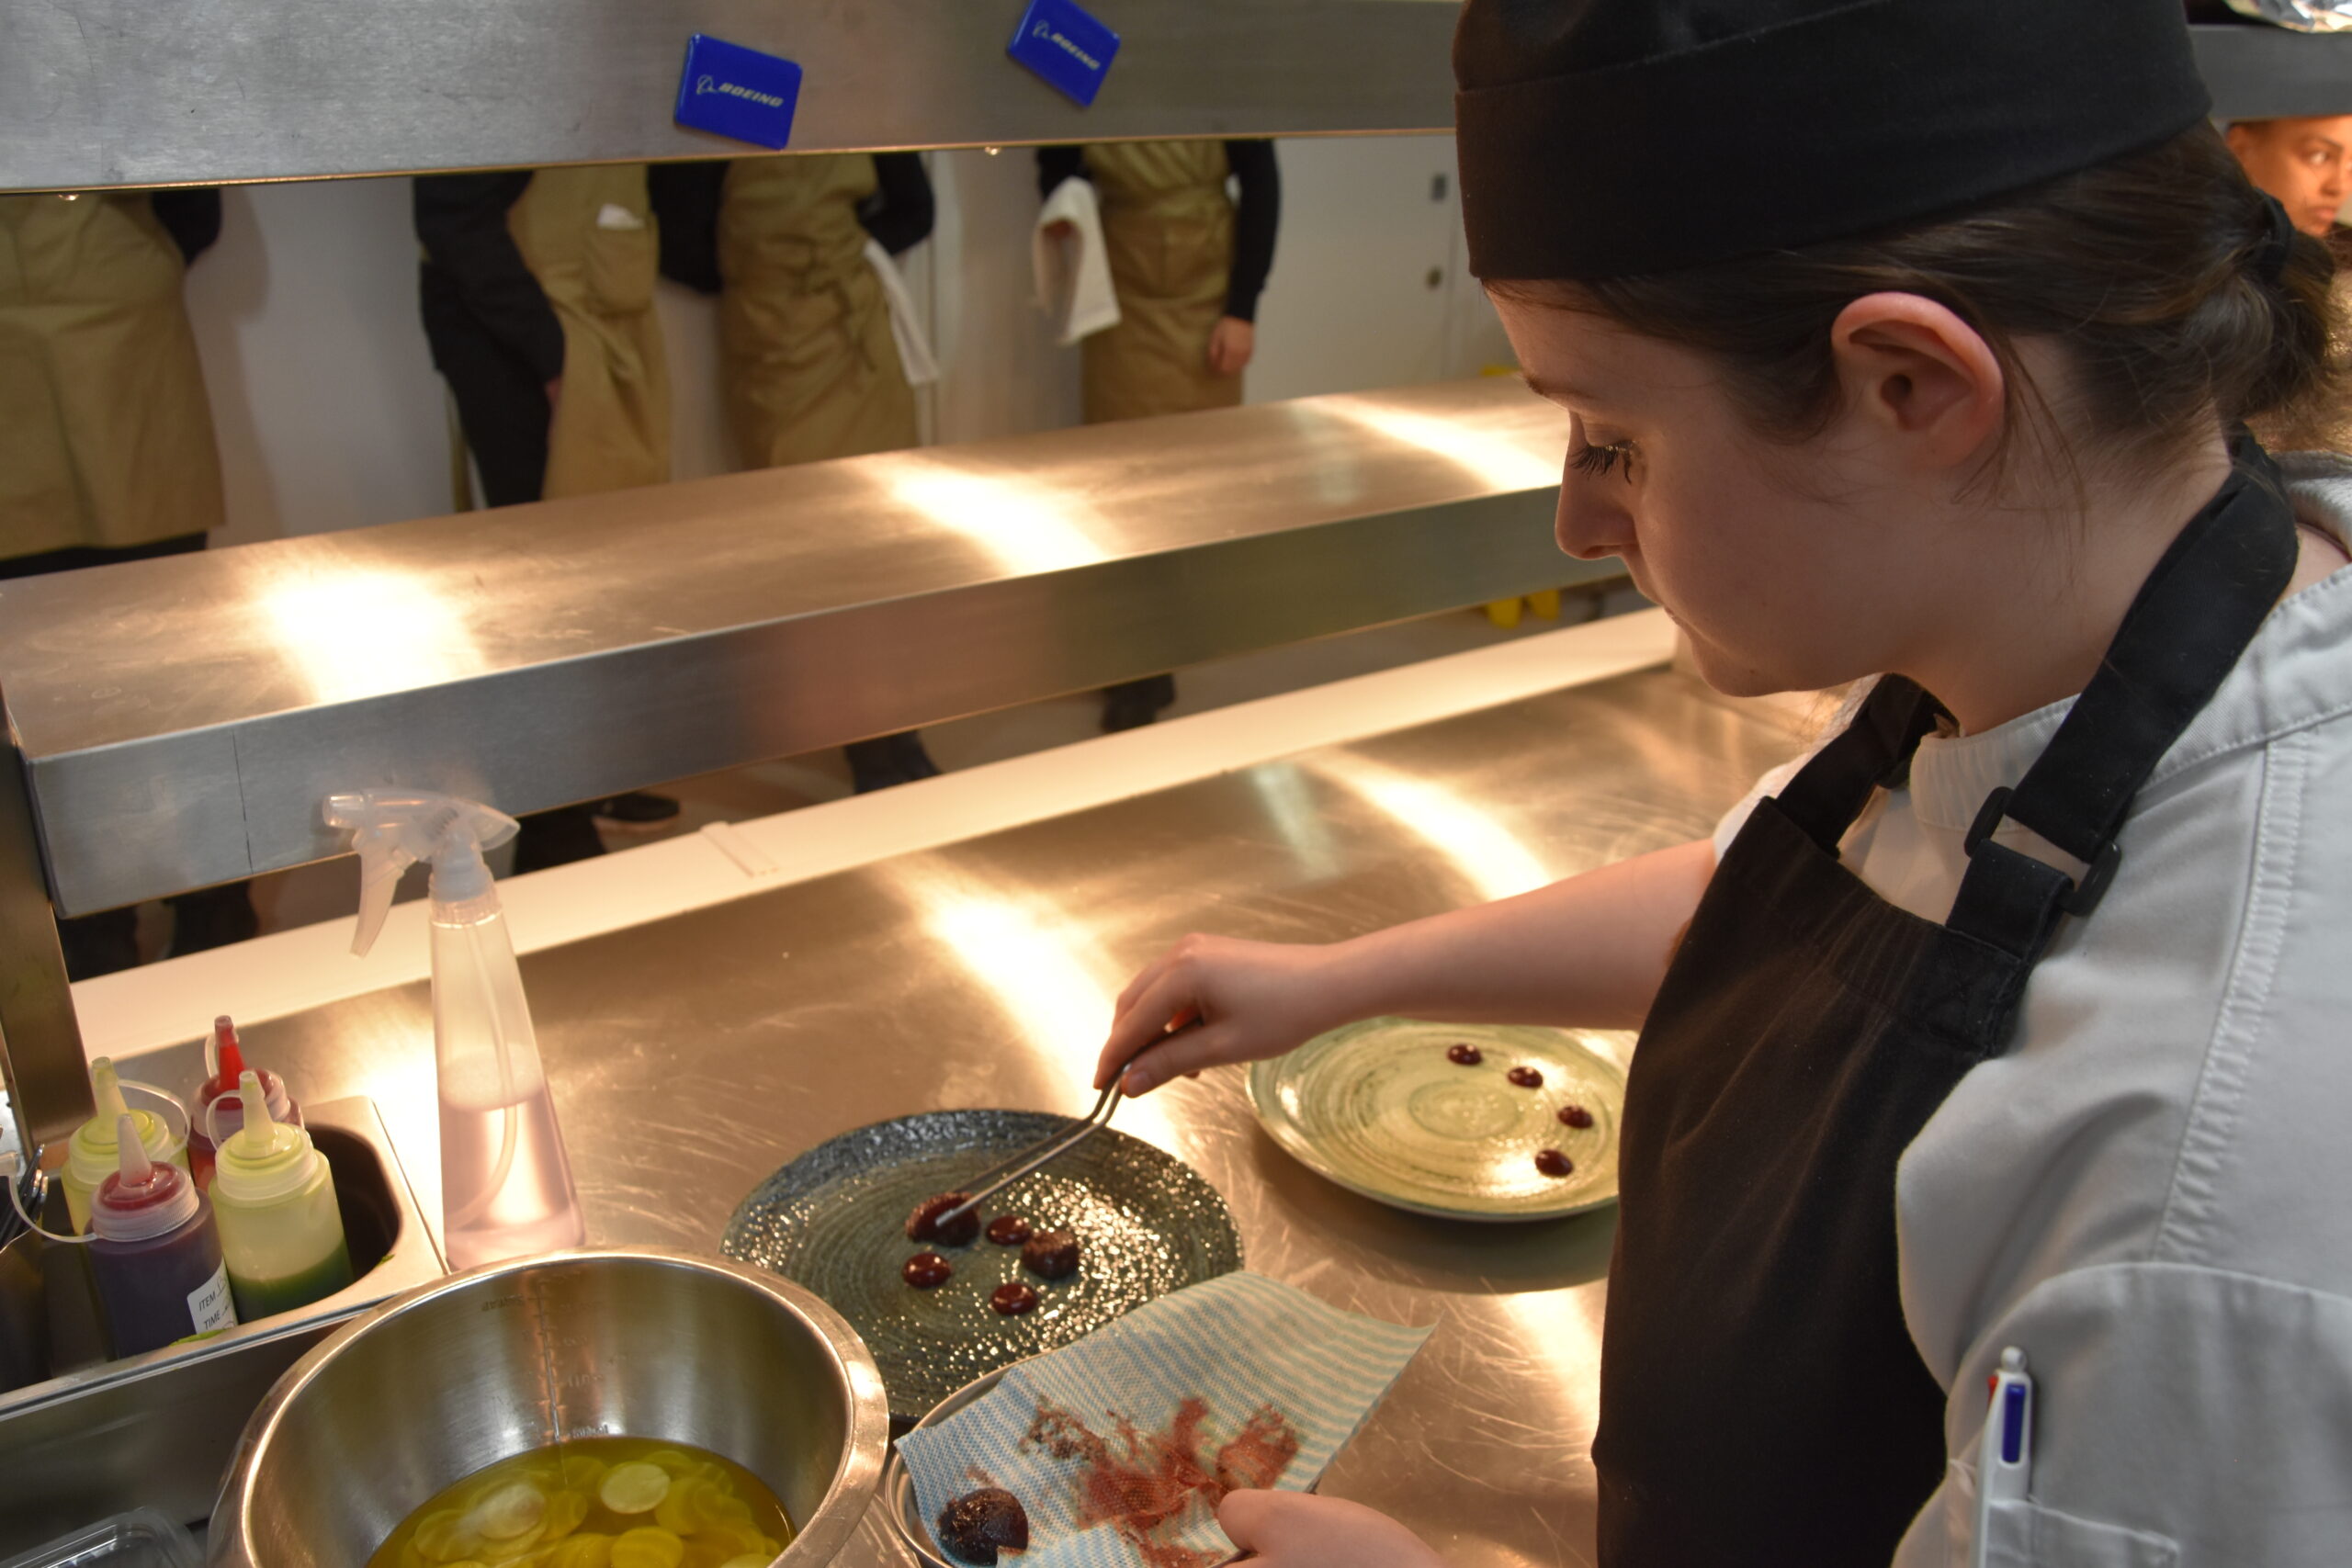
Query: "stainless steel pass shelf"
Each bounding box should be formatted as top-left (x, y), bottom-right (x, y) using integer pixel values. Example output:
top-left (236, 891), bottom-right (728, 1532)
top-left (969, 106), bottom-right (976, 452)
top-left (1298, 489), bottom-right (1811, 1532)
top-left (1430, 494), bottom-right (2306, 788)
top-left (0, 0), bottom-right (1463, 194)
top-left (0, 378), bottom-right (1581, 920)
top-left (3, 8), bottom-right (2345, 196)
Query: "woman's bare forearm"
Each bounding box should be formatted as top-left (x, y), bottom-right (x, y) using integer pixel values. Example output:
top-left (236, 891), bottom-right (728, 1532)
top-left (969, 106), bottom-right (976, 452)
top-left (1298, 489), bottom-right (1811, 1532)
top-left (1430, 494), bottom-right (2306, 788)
top-left (1318, 838), bottom-right (1714, 1032)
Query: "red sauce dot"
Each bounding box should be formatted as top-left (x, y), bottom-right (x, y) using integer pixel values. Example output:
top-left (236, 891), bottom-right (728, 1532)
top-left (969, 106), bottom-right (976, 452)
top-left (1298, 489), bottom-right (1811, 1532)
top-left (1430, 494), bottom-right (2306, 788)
top-left (1445, 1043), bottom-right (1483, 1066)
top-left (991, 1281), bottom-right (1039, 1316)
top-left (1558, 1103), bottom-right (1594, 1129)
top-left (986, 1214), bottom-right (1034, 1247)
top-left (1534, 1149), bottom-right (1574, 1178)
top-left (1507, 1066), bottom-right (1544, 1089)
top-left (903, 1252), bottom-right (954, 1288)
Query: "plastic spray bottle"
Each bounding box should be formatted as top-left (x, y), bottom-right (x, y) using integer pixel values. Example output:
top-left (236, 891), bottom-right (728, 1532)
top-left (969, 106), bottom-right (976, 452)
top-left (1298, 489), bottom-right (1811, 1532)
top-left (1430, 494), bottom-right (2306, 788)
top-left (62, 1058), bottom-right (190, 1234)
top-left (87, 1116), bottom-right (235, 1357)
top-left (324, 792), bottom-right (585, 1269)
top-left (211, 1070), bottom-right (353, 1319)
top-left (189, 1015), bottom-right (300, 1190)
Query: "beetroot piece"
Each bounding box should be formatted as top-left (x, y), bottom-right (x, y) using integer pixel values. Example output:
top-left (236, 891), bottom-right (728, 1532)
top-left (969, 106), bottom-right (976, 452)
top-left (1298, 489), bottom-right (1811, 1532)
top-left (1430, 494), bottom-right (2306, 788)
top-left (1534, 1149), bottom-right (1575, 1178)
top-left (1021, 1229), bottom-right (1080, 1280)
top-left (903, 1252), bottom-right (954, 1288)
top-left (986, 1214), bottom-right (1034, 1247)
top-left (937, 1487), bottom-right (1031, 1564)
top-left (1507, 1066), bottom-right (1544, 1089)
top-left (1558, 1103), bottom-right (1595, 1129)
top-left (991, 1281), bottom-right (1040, 1316)
top-left (1445, 1043), bottom-right (1483, 1066)
top-left (907, 1192), bottom-right (981, 1247)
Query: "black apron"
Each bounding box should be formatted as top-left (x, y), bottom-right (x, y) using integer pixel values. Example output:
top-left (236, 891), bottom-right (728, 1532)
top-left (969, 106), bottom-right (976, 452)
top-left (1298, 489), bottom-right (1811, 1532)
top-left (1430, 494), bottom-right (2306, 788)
top-left (1592, 449), bottom-right (2301, 1566)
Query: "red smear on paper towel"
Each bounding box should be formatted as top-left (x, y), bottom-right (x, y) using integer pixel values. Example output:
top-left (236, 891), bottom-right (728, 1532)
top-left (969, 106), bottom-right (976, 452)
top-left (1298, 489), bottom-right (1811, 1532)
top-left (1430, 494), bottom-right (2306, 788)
top-left (1021, 1393), bottom-right (1301, 1568)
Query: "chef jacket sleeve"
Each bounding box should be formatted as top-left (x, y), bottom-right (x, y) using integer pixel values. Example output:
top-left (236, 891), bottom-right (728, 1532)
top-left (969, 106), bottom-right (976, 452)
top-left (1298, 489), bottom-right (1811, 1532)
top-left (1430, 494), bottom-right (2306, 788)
top-left (1911, 1264), bottom-right (2352, 1566)
top-left (150, 189), bottom-right (223, 265)
top-left (412, 171), bottom-right (566, 386)
top-left (859, 152), bottom-right (936, 257)
top-left (1222, 140), bottom-right (1280, 323)
top-left (647, 160), bottom-right (727, 295)
top-left (1035, 144), bottom-right (1088, 200)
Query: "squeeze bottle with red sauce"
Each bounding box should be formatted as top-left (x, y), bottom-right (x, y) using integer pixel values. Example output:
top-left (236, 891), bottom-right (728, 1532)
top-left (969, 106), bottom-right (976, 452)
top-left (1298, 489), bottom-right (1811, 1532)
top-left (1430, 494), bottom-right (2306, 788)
top-left (87, 1116), bottom-right (236, 1357)
top-left (189, 1016), bottom-right (300, 1190)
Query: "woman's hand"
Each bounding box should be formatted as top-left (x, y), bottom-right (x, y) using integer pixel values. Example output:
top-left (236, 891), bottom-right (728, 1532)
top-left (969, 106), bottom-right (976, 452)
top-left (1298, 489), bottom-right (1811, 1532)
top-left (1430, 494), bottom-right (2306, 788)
top-left (1208, 316), bottom-right (1256, 376)
top-left (1095, 935), bottom-right (1357, 1094)
top-left (1218, 1492), bottom-right (1447, 1568)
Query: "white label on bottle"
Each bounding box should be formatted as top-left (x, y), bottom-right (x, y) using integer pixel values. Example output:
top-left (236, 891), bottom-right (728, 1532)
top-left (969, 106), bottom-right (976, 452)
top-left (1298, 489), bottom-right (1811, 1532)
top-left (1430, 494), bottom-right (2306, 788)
top-left (187, 1263), bottom-right (235, 1336)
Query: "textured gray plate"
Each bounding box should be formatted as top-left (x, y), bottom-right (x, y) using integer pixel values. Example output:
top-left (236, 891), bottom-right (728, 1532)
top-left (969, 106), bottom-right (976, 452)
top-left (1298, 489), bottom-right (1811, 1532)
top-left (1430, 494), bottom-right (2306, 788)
top-left (722, 1111), bottom-right (1242, 1421)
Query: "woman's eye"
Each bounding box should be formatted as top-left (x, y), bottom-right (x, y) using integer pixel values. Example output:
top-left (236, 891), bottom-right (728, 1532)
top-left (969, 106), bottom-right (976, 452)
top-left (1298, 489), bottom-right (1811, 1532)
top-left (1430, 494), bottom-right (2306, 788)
top-left (1570, 440), bottom-right (1635, 479)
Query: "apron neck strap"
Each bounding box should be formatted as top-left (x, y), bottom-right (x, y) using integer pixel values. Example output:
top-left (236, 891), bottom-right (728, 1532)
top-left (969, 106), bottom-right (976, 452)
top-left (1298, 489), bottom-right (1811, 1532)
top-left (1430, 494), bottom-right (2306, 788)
top-left (1774, 677), bottom-right (1949, 854)
top-left (1945, 442), bottom-right (2299, 958)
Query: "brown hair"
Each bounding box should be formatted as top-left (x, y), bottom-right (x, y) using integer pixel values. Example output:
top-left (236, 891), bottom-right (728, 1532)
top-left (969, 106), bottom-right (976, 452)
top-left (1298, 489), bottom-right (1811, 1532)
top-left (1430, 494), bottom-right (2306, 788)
top-left (1501, 125), bottom-right (2344, 474)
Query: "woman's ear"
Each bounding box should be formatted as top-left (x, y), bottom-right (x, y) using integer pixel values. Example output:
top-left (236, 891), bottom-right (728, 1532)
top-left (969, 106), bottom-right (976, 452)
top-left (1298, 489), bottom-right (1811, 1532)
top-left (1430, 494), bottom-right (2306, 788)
top-left (1828, 293), bottom-right (2005, 471)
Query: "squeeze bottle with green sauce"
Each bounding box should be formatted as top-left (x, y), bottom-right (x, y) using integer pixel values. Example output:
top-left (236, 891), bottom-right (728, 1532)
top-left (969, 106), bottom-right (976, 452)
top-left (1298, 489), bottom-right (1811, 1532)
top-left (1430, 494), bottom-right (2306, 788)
top-left (87, 1116), bottom-right (235, 1357)
top-left (326, 791), bottom-right (585, 1269)
top-left (62, 1057), bottom-right (189, 1234)
top-left (211, 1070), bottom-right (353, 1319)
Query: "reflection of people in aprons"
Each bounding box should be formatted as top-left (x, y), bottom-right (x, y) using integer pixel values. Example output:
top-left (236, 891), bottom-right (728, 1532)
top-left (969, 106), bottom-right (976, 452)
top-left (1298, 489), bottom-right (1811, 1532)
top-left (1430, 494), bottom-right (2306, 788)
top-left (0, 188), bottom-right (258, 975)
top-left (652, 152), bottom-right (944, 793)
top-left (415, 165), bottom-right (674, 868)
top-left (1037, 141), bottom-right (1280, 731)
top-left (1090, 5), bottom-right (2352, 1565)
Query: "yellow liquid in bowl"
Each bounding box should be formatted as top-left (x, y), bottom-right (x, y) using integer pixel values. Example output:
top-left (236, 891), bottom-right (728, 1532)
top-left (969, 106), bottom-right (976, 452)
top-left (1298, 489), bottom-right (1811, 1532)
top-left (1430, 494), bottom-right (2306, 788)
top-left (368, 1437), bottom-right (795, 1568)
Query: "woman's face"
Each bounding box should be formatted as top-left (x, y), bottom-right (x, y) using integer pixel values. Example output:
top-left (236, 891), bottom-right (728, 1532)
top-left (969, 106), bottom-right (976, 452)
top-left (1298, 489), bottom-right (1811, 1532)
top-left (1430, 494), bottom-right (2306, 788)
top-left (2226, 117), bottom-right (2352, 236)
top-left (1491, 294), bottom-right (1943, 700)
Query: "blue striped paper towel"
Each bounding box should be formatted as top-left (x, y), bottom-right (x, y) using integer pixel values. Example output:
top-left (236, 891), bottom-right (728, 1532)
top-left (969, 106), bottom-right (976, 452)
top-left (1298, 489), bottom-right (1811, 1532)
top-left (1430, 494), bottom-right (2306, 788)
top-left (899, 1272), bottom-right (1431, 1567)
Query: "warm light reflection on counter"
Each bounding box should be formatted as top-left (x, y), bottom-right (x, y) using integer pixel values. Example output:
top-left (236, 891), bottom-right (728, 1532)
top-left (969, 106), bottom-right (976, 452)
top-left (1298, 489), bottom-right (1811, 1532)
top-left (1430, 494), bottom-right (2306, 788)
top-left (1318, 395), bottom-right (1563, 492)
top-left (1314, 755), bottom-right (1553, 902)
top-left (876, 456), bottom-right (1113, 576)
top-left (895, 866), bottom-right (1185, 1154)
top-left (259, 565), bottom-right (489, 705)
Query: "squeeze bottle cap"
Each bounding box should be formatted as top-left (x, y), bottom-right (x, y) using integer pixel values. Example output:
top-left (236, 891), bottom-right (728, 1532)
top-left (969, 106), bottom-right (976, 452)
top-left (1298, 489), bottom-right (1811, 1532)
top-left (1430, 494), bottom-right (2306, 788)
top-left (67, 1058), bottom-right (172, 1186)
top-left (322, 791), bottom-right (519, 956)
top-left (213, 1071), bottom-right (318, 1203)
top-left (91, 1114), bottom-right (202, 1242)
top-left (202, 1015), bottom-right (247, 1097)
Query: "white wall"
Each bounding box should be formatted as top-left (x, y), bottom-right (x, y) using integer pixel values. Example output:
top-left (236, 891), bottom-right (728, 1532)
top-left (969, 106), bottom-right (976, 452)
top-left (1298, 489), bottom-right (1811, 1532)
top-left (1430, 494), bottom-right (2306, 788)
top-left (176, 135), bottom-right (1512, 545)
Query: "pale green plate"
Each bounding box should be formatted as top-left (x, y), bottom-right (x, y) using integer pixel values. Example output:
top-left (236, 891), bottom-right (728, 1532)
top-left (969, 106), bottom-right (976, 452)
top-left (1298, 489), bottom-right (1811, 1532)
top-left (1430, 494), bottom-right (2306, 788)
top-left (1247, 1018), bottom-right (1630, 1222)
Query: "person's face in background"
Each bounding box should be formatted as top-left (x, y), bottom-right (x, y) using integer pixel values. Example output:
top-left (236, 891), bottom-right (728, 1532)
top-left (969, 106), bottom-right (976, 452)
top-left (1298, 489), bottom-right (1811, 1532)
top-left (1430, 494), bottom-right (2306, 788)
top-left (2225, 117), bottom-right (2352, 236)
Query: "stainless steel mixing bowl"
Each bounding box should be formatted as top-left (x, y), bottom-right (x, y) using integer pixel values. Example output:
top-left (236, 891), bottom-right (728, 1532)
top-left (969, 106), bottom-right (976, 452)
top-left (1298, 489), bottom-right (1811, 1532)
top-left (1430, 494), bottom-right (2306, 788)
top-left (207, 1247), bottom-right (888, 1567)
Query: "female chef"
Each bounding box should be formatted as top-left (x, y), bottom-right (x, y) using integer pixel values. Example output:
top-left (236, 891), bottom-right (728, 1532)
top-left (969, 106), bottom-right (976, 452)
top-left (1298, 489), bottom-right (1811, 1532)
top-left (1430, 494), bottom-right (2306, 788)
top-left (1099, 1), bottom-right (2352, 1563)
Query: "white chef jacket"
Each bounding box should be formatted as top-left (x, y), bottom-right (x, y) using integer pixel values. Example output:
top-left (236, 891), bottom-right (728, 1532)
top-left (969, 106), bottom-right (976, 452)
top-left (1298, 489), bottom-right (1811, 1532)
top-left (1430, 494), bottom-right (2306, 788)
top-left (1710, 457), bottom-right (2352, 1566)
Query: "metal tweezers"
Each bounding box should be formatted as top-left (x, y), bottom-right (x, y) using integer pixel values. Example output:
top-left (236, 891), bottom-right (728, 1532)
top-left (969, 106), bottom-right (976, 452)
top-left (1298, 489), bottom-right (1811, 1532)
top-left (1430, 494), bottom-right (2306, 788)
top-left (937, 1082), bottom-right (1124, 1227)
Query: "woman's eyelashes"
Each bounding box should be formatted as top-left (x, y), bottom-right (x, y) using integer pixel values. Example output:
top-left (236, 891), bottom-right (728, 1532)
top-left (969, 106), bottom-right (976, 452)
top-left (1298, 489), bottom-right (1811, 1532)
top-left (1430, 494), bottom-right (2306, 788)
top-left (1570, 438), bottom-right (1637, 479)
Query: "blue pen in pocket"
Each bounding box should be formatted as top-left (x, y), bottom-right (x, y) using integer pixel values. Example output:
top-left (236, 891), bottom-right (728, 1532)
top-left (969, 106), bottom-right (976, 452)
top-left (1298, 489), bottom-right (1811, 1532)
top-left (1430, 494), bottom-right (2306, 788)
top-left (1971, 1347), bottom-right (2035, 1567)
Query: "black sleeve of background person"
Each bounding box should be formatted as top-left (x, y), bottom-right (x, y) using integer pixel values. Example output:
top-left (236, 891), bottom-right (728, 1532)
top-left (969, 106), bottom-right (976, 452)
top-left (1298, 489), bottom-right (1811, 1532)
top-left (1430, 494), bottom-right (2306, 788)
top-left (1223, 141), bottom-right (1280, 323)
top-left (859, 153), bottom-right (936, 255)
top-left (150, 189), bottom-right (223, 265)
top-left (647, 160), bottom-right (728, 294)
top-left (412, 171), bottom-right (566, 385)
top-left (1035, 144), bottom-right (1088, 199)
top-left (417, 275), bottom-right (553, 510)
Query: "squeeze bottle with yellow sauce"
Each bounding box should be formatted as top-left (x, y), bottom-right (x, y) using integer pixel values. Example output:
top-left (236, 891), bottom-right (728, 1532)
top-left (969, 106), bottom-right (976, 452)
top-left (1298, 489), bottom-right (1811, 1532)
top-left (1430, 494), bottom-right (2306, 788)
top-left (62, 1057), bottom-right (189, 1234)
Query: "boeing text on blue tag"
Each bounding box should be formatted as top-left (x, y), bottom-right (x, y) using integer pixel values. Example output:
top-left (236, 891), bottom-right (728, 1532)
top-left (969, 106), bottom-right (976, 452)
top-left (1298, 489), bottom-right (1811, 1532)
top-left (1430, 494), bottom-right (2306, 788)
top-left (673, 34), bottom-right (804, 150)
top-left (1008, 0), bottom-right (1123, 107)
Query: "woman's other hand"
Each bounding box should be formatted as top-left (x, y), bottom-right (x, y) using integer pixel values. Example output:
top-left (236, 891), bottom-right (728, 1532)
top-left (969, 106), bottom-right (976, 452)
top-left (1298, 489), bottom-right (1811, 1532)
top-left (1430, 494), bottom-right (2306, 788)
top-left (1209, 316), bottom-right (1256, 376)
top-left (1218, 1492), bottom-right (1448, 1568)
top-left (1095, 935), bottom-right (1351, 1094)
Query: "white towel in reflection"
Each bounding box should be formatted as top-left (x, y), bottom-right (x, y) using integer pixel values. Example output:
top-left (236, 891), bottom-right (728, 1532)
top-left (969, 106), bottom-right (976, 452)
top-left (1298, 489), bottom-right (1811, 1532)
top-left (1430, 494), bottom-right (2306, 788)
top-left (864, 238), bottom-right (942, 388)
top-left (1034, 175), bottom-right (1121, 345)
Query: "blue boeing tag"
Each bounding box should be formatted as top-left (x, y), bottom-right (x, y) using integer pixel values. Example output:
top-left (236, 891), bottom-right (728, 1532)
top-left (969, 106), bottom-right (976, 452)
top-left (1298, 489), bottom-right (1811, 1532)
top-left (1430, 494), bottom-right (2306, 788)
top-left (674, 34), bottom-right (802, 149)
top-left (1008, 0), bottom-right (1121, 107)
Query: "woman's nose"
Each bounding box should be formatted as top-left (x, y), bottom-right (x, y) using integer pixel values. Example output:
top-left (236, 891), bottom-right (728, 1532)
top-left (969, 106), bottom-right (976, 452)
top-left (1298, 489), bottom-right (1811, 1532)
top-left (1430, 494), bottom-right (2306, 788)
top-left (1555, 470), bottom-right (1631, 561)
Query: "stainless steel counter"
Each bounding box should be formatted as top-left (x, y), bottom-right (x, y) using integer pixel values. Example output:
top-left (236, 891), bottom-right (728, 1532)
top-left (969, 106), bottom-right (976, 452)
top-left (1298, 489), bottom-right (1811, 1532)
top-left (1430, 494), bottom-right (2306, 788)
top-left (109, 663), bottom-right (1802, 1565)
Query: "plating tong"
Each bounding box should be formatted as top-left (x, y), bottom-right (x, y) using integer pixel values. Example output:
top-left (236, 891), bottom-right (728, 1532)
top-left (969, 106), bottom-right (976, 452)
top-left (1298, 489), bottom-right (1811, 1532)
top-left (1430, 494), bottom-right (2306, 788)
top-left (935, 1082), bottom-right (1125, 1229)
top-left (934, 1017), bottom-right (1196, 1227)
